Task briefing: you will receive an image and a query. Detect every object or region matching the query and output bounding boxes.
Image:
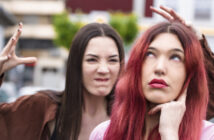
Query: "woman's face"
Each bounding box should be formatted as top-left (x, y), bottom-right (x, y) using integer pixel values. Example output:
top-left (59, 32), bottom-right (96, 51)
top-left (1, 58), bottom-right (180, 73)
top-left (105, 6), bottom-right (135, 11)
top-left (82, 36), bottom-right (120, 96)
top-left (142, 33), bottom-right (186, 104)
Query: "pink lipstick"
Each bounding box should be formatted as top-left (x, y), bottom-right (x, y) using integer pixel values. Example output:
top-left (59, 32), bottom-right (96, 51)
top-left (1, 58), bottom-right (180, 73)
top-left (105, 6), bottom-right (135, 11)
top-left (149, 79), bottom-right (168, 88)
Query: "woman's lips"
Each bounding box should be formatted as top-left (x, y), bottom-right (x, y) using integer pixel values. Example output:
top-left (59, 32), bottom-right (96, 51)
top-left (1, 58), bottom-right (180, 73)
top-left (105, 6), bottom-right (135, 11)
top-left (95, 78), bottom-right (109, 82)
top-left (149, 79), bottom-right (168, 88)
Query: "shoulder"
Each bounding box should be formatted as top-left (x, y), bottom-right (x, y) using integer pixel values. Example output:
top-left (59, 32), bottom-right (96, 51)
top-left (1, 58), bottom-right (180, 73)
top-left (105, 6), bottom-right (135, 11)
top-left (0, 90), bottom-right (60, 115)
top-left (89, 120), bottom-right (110, 140)
top-left (200, 120), bottom-right (214, 140)
top-left (0, 90), bottom-right (60, 139)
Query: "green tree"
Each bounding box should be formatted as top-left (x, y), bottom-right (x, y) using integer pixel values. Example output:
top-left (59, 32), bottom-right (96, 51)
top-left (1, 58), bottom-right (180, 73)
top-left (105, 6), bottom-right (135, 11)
top-left (53, 12), bottom-right (82, 50)
top-left (109, 13), bottom-right (139, 46)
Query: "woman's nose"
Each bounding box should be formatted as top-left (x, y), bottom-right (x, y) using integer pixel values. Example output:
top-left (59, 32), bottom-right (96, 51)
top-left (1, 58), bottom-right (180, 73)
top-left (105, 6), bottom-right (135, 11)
top-left (154, 57), bottom-right (167, 76)
top-left (97, 62), bottom-right (109, 74)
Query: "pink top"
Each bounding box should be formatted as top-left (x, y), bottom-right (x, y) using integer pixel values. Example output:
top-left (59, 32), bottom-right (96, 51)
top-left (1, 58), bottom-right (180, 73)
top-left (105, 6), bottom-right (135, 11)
top-left (89, 120), bottom-right (214, 140)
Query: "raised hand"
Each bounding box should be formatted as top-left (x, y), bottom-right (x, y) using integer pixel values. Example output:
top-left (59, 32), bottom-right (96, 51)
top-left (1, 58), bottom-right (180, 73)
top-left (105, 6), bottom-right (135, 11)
top-left (150, 6), bottom-right (186, 25)
top-left (0, 23), bottom-right (37, 75)
top-left (150, 5), bottom-right (202, 39)
top-left (148, 88), bottom-right (187, 140)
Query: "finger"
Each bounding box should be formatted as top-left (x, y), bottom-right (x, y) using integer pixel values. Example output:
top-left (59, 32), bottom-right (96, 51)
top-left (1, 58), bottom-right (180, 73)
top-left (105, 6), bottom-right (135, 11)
top-left (3, 23), bottom-right (22, 54)
top-left (160, 5), bottom-right (174, 15)
top-left (160, 6), bottom-right (184, 23)
top-left (1, 37), bottom-right (16, 55)
top-left (168, 9), bottom-right (185, 23)
top-left (150, 6), bottom-right (173, 21)
top-left (10, 23), bottom-right (22, 52)
top-left (177, 87), bottom-right (187, 103)
top-left (148, 104), bottom-right (163, 115)
top-left (17, 57), bottom-right (37, 65)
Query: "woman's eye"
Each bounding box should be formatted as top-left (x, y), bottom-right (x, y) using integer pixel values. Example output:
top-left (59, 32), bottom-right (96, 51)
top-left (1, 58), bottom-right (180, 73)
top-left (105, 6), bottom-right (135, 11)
top-left (170, 54), bottom-right (182, 62)
top-left (109, 59), bottom-right (119, 62)
top-left (146, 51), bottom-right (155, 57)
top-left (86, 58), bottom-right (97, 62)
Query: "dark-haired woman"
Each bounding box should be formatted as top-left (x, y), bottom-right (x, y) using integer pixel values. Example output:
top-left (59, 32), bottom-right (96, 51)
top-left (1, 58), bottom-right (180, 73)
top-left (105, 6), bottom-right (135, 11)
top-left (0, 22), bottom-right (124, 140)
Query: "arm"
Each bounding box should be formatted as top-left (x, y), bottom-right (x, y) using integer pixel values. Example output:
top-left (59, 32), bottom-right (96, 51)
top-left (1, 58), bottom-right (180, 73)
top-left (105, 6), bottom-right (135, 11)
top-left (0, 91), bottom-right (58, 139)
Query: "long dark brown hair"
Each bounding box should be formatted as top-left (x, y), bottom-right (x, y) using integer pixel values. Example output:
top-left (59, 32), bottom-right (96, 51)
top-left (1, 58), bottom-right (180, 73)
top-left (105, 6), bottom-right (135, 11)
top-left (54, 23), bottom-right (124, 140)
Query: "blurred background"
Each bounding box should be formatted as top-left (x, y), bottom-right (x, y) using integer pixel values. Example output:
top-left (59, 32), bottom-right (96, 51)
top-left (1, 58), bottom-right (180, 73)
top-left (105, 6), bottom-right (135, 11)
top-left (0, 0), bottom-right (214, 102)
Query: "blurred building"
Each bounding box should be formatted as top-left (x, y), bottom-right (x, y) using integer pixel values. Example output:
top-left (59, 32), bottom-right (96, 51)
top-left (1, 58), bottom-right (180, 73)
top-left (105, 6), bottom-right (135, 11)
top-left (66, 0), bottom-right (214, 50)
top-left (0, 6), bottom-right (16, 50)
top-left (0, 0), bottom-right (66, 91)
top-left (1, 0), bottom-right (214, 97)
top-left (0, 6), bottom-right (16, 102)
top-left (151, 0), bottom-right (214, 50)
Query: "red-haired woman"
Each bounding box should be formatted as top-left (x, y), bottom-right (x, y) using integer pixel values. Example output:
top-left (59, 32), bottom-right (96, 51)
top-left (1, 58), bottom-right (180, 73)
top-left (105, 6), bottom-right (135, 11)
top-left (150, 5), bottom-right (214, 122)
top-left (90, 21), bottom-right (214, 140)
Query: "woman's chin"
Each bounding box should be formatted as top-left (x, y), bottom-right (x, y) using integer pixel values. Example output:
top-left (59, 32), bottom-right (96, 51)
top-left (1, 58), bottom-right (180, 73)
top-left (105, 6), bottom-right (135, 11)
top-left (147, 98), bottom-right (171, 104)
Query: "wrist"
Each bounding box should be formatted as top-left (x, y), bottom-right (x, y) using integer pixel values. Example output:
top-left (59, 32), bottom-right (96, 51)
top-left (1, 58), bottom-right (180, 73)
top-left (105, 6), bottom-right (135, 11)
top-left (160, 129), bottom-right (179, 140)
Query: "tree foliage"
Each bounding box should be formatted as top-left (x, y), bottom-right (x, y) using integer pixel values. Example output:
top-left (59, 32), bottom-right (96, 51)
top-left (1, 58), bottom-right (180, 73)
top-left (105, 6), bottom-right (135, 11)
top-left (53, 12), bottom-right (82, 50)
top-left (109, 13), bottom-right (138, 45)
top-left (53, 12), bottom-right (139, 49)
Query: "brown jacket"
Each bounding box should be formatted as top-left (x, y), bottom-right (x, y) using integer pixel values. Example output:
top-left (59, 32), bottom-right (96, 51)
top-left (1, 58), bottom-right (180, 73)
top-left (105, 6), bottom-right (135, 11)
top-left (0, 83), bottom-right (61, 140)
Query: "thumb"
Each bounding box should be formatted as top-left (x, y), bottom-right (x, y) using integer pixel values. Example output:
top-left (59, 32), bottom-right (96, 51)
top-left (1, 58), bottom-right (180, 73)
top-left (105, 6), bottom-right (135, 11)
top-left (148, 104), bottom-right (163, 115)
top-left (17, 57), bottom-right (37, 65)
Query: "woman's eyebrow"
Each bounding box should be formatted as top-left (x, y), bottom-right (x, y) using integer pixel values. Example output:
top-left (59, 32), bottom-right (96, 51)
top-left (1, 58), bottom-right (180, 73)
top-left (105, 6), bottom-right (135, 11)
top-left (147, 46), bottom-right (158, 51)
top-left (85, 54), bottom-right (98, 58)
top-left (170, 48), bottom-right (184, 54)
top-left (109, 55), bottom-right (119, 58)
top-left (148, 46), bottom-right (184, 54)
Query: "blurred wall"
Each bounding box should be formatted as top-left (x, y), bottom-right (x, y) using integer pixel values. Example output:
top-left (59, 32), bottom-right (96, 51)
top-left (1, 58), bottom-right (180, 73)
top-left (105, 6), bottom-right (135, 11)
top-left (66, 0), bottom-right (133, 13)
top-left (0, 26), bottom-right (3, 51)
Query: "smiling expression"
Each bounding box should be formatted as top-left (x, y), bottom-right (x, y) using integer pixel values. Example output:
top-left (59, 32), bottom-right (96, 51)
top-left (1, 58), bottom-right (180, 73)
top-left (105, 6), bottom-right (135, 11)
top-left (142, 33), bottom-right (186, 104)
top-left (82, 36), bottom-right (120, 97)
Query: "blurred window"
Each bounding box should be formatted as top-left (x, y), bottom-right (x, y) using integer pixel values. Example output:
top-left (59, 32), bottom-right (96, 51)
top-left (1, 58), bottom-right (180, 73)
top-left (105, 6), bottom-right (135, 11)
top-left (194, 0), bottom-right (212, 20)
top-left (164, 0), bottom-right (178, 11)
top-left (22, 15), bottom-right (39, 24)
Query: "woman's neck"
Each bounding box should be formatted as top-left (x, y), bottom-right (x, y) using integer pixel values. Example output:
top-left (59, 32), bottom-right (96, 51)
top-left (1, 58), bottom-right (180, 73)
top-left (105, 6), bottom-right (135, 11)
top-left (82, 90), bottom-right (108, 118)
top-left (78, 91), bottom-right (109, 140)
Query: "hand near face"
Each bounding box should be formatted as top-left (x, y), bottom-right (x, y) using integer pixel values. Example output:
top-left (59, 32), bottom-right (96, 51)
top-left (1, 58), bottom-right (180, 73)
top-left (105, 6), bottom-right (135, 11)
top-left (150, 5), bottom-right (202, 39)
top-left (148, 88), bottom-right (187, 140)
top-left (0, 23), bottom-right (37, 76)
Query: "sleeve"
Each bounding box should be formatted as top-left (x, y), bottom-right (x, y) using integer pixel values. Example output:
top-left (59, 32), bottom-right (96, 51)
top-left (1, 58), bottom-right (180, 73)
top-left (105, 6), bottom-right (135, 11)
top-left (0, 91), bottom-right (58, 140)
top-left (89, 120), bottom-right (110, 140)
top-left (201, 121), bottom-right (214, 140)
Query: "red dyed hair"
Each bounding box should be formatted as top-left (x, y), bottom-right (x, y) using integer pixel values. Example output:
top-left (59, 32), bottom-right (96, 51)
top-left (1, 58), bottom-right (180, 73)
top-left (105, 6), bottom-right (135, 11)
top-left (104, 22), bottom-right (208, 140)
